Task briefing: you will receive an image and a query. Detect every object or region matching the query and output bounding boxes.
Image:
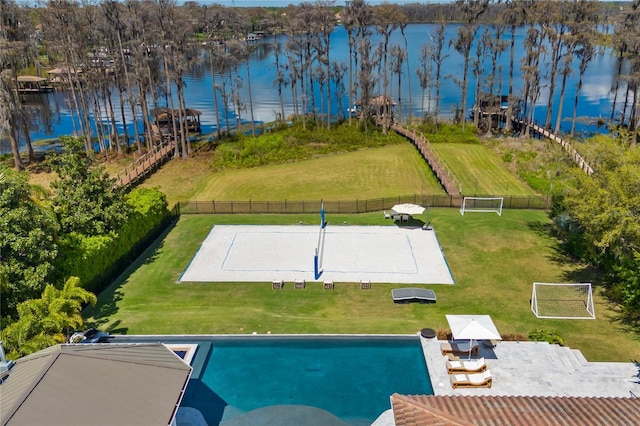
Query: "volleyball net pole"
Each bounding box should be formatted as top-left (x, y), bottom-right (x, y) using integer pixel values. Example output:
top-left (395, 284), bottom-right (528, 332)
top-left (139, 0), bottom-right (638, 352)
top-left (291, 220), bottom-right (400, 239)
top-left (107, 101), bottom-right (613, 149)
top-left (315, 203), bottom-right (326, 279)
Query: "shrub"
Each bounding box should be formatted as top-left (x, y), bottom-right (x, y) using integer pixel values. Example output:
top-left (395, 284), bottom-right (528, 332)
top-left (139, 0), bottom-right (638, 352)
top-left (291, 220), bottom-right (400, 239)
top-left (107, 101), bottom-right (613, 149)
top-left (54, 187), bottom-right (170, 294)
top-left (528, 328), bottom-right (565, 346)
top-left (211, 122), bottom-right (404, 170)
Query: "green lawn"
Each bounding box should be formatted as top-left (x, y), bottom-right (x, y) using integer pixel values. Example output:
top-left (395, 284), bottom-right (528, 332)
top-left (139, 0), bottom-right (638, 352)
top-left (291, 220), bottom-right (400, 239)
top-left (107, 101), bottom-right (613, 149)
top-left (193, 144), bottom-right (444, 200)
top-left (434, 143), bottom-right (538, 196)
top-left (85, 209), bottom-right (640, 362)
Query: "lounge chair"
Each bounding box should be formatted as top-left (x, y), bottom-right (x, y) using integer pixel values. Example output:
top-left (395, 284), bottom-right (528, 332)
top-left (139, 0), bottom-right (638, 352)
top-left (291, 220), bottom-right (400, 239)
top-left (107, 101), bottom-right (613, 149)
top-left (450, 370), bottom-right (492, 389)
top-left (383, 210), bottom-right (391, 219)
top-left (440, 341), bottom-right (479, 357)
top-left (446, 357), bottom-right (487, 374)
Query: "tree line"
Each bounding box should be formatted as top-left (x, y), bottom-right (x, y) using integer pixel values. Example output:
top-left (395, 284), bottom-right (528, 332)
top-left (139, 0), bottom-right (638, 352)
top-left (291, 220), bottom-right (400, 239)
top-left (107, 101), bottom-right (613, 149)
top-left (3, 0), bottom-right (640, 170)
top-left (0, 137), bottom-right (171, 358)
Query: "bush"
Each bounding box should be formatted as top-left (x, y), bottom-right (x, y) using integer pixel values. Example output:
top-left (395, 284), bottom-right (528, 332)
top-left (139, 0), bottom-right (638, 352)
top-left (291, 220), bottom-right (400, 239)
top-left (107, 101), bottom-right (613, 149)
top-left (211, 122), bottom-right (404, 170)
top-left (528, 328), bottom-right (565, 346)
top-left (54, 187), bottom-right (170, 294)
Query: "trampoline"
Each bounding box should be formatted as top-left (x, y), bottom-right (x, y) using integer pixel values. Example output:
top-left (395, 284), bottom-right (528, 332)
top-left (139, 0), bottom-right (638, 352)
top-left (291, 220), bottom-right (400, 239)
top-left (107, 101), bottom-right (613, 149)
top-left (391, 288), bottom-right (437, 304)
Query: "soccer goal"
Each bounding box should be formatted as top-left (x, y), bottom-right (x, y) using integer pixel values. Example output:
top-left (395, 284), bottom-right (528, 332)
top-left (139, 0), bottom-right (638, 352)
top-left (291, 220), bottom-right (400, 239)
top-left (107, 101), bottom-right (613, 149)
top-left (531, 282), bottom-right (595, 319)
top-left (459, 197), bottom-right (504, 216)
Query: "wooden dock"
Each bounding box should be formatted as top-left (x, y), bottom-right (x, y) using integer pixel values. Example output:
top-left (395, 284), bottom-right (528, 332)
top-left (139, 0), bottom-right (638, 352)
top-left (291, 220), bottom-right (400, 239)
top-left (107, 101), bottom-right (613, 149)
top-left (522, 121), bottom-right (594, 175)
top-left (115, 140), bottom-right (176, 190)
top-left (390, 123), bottom-right (461, 197)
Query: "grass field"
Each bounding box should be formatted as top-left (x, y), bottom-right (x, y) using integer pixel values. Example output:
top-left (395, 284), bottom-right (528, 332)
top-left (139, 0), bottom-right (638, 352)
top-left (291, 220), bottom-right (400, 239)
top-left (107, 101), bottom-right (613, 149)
top-left (138, 144), bottom-right (444, 205)
top-left (434, 143), bottom-right (538, 196)
top-left (85, 210), bottom-right (640, 362)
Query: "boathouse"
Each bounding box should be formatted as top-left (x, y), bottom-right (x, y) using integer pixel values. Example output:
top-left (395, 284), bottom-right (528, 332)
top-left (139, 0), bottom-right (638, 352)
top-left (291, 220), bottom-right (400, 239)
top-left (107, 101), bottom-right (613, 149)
top-left (149, 108), bottom-right (202, 136)
top-left (16, 76), bottom-right (54, 94)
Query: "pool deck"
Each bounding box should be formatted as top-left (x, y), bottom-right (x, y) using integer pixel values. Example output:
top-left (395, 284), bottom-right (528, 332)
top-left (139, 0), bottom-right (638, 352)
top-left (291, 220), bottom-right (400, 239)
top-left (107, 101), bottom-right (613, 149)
top-left (420, 336), bottom-right (640, 397)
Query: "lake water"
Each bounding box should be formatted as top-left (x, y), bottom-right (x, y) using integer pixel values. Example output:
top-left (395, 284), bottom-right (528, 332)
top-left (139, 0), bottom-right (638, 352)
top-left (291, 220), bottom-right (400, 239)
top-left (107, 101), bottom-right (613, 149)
top-left (6, 23), bottom-right (622, 153)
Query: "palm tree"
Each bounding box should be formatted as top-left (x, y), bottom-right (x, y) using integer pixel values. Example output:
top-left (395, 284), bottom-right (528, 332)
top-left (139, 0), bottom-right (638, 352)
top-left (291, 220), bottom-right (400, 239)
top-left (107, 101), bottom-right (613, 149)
top-left (1, 277), bottom-right (97, 359)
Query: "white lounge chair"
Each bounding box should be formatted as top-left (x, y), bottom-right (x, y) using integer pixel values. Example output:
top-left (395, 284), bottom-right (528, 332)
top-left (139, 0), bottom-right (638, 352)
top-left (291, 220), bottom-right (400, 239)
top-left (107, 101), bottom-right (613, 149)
top-left (450, 370), bottom-right (492, 389)
top-left (446, 357), bottom-right (487, 374)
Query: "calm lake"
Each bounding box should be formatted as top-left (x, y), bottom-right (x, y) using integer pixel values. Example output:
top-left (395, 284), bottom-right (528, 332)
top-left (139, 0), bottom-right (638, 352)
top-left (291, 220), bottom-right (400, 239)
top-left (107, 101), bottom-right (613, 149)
top-left (7, 23), bottom-right (621, 153)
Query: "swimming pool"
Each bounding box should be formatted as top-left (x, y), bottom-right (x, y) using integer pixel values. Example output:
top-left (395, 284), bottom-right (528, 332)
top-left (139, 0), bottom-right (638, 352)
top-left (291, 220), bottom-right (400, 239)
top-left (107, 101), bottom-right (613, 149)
top-left (112, 334), bottom-right (433, 425)
top-left (180, 336), bottom-right (432, 425)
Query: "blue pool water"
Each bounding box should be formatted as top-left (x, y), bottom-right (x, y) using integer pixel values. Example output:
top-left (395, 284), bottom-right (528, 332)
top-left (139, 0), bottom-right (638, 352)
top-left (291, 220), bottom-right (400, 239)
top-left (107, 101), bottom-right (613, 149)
top-left (180, 337), bottom-right (432, 425)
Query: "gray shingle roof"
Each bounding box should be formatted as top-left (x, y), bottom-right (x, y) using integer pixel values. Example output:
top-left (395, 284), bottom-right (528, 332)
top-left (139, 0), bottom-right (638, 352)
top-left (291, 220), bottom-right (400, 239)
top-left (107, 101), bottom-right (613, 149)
top-left (1, 343), bottom-right (191, 426)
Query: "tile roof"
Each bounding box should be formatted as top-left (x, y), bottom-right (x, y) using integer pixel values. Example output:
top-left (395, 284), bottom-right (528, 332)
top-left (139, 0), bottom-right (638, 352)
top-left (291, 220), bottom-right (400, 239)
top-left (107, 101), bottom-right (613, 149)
top-left (1, 343), bottom-right (192, 426)
top-left (391, 394), bottom-right (640, 426)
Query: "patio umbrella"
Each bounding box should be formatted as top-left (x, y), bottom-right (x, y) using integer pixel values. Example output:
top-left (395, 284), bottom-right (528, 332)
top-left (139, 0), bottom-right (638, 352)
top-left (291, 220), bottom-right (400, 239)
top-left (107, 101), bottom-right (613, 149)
top-left (390, 203), bottom-right (426, 216)
top-left (446, 314), bottom-right (502, 357)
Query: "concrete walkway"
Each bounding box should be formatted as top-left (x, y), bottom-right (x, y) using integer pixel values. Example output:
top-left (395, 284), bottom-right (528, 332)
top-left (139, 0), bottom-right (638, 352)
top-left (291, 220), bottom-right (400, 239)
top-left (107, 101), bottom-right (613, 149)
top-left (421, 337), bottom-right (640, 397)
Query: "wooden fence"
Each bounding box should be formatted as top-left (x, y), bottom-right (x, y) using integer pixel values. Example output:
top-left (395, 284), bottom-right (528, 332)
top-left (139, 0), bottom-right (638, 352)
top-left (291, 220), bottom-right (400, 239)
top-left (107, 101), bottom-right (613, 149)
top-left (523, 121), bottom-right (594, 175)
top-left (390, 123), bottom-right (462, 196)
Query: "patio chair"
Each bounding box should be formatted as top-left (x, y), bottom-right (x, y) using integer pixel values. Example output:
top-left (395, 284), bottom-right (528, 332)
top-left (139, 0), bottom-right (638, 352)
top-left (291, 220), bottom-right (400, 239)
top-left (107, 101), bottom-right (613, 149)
top-left (446, 357), bottom-right (487, 374)
top-left (402, 214), bottom-right (410, 222)
top-left (272, 280), bottom-right (283, 290)
top-left (383, 210), bottom-right (391, 219)
top-left (294, 279), bottom-right (306, 289)
top-left (360, 280), bottom-right (371, 290)
top-left (450, 370), bottom-right (492, 389)
top-left (324, 280), bottom-right (334, 290)
top-left (440, 341), bottom-right (479, 357)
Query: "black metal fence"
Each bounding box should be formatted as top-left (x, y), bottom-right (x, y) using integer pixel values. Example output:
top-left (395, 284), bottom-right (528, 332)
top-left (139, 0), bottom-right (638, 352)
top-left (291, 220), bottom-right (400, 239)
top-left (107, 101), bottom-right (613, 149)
top-left (175, 194), bottom-right (551, 215)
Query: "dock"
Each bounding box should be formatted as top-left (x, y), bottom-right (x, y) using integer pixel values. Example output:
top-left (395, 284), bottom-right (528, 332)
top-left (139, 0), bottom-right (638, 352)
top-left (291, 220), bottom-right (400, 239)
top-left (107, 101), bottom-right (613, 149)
top-left (17, 76), bottom-right (54, 94)
top-left (521, 121), bottom-right (594, 175)
top-left (115, 140), bottom-right (176, 190)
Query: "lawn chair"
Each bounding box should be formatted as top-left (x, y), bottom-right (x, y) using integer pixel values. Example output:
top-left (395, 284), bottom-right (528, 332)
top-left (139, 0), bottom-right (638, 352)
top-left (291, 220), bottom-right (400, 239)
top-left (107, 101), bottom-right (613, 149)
top-left (294, 279), bottom-right (306, 289)
top-left (450, 370), bottom-right (492, 389)
top-left (272, 280), bottom-right (283, 290)
top-left (360, 280), bottom-right (371, 290)
top-left (446, 357), bottom-right (488, 374)
top-left (324, 280), bottom-right (334, 290)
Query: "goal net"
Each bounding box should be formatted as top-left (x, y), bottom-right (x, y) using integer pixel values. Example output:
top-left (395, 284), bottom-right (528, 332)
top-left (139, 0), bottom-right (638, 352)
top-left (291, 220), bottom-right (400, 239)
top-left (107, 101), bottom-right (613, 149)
top-left (531, 282), bottom-right (595, 319)
top-left (460, 197), bottom-right (504, 216)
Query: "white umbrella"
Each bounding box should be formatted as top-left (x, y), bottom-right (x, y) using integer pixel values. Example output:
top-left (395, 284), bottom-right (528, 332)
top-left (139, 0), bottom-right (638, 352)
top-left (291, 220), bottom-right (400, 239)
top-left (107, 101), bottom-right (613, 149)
top-left (446, 314), bottom-right (502, 357)
top-left (390, 203), bottom-right (426, 216)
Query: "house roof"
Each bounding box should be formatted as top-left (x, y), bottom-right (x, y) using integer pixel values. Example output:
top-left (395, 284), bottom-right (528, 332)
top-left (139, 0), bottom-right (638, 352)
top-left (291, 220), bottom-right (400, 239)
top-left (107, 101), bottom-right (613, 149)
top-left (1, 343), bottom-right (191, 426)
top-left (391, 394), bottom-right (640, 426)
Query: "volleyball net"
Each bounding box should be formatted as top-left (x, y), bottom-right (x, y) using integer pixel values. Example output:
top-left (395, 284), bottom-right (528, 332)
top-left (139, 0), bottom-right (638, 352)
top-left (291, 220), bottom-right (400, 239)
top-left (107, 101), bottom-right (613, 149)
top-left (314, 204), bottom-right (327, 279)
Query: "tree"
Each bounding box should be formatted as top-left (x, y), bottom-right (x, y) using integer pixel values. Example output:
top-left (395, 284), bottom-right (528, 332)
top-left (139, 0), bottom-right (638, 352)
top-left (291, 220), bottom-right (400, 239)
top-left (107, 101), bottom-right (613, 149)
top-left (559, 137), bottom-right (640, 317)
top-left (50, 136), bottom-right (130, 235)
top-left (0, 165), bottom-right (59, 322)
top-left (1, 277), bottom-right (97, 359)
top-left (375, 3), bottom-right (404, 132)
top-left (431, 21), bottom-right (448, 128)
top-left (416, 42), bottom-right (433, 122)
top-left (451, 0), bottom-right (489, 131)
top-left (1, 0), bottom-right (37, 169)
